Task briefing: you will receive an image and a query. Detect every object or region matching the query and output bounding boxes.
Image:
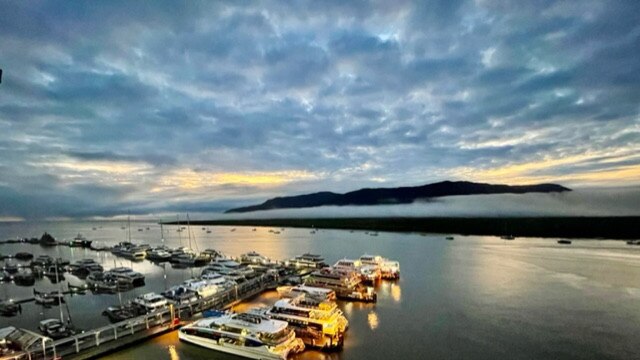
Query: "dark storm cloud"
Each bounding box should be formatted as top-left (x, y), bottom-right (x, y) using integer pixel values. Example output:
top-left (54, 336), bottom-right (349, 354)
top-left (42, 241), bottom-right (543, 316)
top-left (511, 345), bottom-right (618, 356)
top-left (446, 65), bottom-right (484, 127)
top-left (0, 0), bottom-right (639, 219)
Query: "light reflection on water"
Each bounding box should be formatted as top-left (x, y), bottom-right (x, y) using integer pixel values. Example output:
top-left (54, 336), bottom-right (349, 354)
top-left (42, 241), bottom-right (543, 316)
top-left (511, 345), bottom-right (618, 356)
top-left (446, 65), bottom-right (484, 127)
top-left (1, 221), bottom-right (640, 359)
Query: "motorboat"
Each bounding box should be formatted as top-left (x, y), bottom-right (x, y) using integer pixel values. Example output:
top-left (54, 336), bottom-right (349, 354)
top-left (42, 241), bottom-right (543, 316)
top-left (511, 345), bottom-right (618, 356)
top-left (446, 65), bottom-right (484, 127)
top-left (110, 242), bottom-right (134, 256)
top-left (69, 234), bottom-right (92, 248)
top-left (200, 249), bottom-right (226, 261)
top-left (146, 248), bottom-right (172, 262)
top-left (68, 259), bottom-right (103, 278)
top-left (12, 269), bottom-right (35, 286)
top-left (38, 319), bottom-right (75, 339)
top-left (120, 246), bottom-right (147, 261)
top-left (276, 285), bottom-right (336, 302)
top-left (557, 239), bottom-right (572, 245)
top-left (0, 300), bottom-right (21, 317)
top-left (178, 312), bottom-right (305, 359)
top-left (104, 267), bottom-right (145, 287)
top-left (102, 304), bottom-right (141, 322)
top-left (206, 259), bottom-right (255, 279)
top-left (240, 251), bottom-right (271, 265)
top-left (183, 278), bottom-right (227, 299)
top-left (262, 296), bottom-right (348, 349)
top-left (14, 252), bottom-right (33, 261)
top-left (86, 272), bottom-right (125, 293)
top-left (33, 289), bottom-right (65, 306)
top-left (131, 292), bottom-right (168, 313)
top-left (162, 285), bottom-right (199, 305)
top-left (32, 255), bottom-right (53, 267)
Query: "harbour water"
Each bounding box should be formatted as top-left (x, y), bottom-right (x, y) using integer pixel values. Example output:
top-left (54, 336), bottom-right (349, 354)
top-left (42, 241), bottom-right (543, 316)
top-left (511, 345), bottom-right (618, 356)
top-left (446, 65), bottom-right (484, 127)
top-left (1, 221), bottom-right (639, 359)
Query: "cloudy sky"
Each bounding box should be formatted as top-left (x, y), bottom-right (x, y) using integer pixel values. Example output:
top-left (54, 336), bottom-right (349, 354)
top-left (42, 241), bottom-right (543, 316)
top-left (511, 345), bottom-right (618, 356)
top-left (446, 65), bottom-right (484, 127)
top-left (1, 0), bottom-right (639, 220)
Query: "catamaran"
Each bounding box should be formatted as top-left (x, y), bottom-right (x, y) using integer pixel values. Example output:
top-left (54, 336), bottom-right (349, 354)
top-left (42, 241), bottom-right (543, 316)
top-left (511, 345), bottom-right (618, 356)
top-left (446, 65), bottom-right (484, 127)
top-left (179, 312), bottom-right (305, 360)
top-left (262, 296), bottom-right (348, 349)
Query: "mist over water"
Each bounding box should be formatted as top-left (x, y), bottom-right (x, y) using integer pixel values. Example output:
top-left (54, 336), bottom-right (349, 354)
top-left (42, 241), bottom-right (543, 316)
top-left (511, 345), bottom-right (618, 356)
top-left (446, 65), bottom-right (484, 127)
top-left (214, 188), bottom-right (640, 220)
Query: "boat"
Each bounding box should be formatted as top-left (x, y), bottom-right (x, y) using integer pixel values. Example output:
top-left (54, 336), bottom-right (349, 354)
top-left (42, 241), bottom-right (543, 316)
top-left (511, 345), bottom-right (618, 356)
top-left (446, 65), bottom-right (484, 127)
top-left (110, 242), bottom-right (134, 256)
top-left (360, 254), bottom-right (400, 280)
top-left (104, 267), bottom-right (145, 287)
top-left (69, 234), bottom-right (92, 248)
top-left (162, 285), bottom-right (200, 305)
top-left (626, 240), bottom-right (640, 245)
top-left (42, 265), bottom-right (66, 283)
top-left (305, 268), bottom-right (377, 302)
top-left (178, 312), bottom-right (305, 359)
top-left (200, 248), bottom-right (226, 261)
top-left (3, 262), bottom-right (18, 274)
top-left (38, 319), bottom-right (75, 339)
top-left (39, 232), bottom-right (57, 246)
top-left (276, 285), bottom-right (336, 302)
top-left (131, 292), bottom-right (168, 313)
top-left (333, 259), bottom-right (381, 283)
top-left (86, 272), bottom-right (124, 293)
top-left (557, 239), bottom-right (572, 245)
top-left (32, 255), bottom-right (53, 267)
top-left (67, 282), bottom-right (90, 295)
top-left (0, 300), bottom-right (21, 317)
top-left (501, 235), bottom-right (516, 240)
top-left (182, 278), bottom-right (228, 299)
top-left (33, 289), bottom-right (65, 306)
top-left (13, 269), bottom-right (36, 286)
top-left (445, 236), bottom-right (454, 241)
top-left (68, 259), bottom-right (103, 278)
top-left (263, 296), bottom-right (348, 349)
top-left (205, 259), bottom-right (255, 279)
top-left (287, 253), bottom-right (327, 269)
top-left (120, 246), bottom-right (147, 261)
top-left (102, 304), bottom-right (141, 322)
top-left (240, 251), bottom-right (271, 265)
top-left (14, 252), bottom-right (33, 261)
top-left (146, 248), bottom-right (172, 262)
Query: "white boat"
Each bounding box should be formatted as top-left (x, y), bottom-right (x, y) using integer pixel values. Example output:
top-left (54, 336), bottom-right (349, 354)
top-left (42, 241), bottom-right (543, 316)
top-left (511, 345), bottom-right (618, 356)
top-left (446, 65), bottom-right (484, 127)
top-left (162, 285), bottom-right (199, 304)
top-left (179, 313), bottom-right (304, 359)
top-left (287, 253), bottom-right (327, 269)
top-left (105, 267), bottom-right (145, 286)
top-left (240, 251), bottom-right (271, 265)
top-left (183, 279), bottom-right (225, 299)
top-left (263, 296), bottom-right (348, 349)
top-left (305, 268), bottom-right (377, 302)
top-left (360, 254), bottom-right (400, 279)
top-left (120, 246), bottom-right (147, 261)
top-left (276, 285), bottom-right (336, 302)
top-left (131, 292), bottom-right (168, 313)
top-left (146, 248), bottom-right (172, 262)
top-left (206, 259), bottom-right (255, 278)
top-left (335, 258), bottom-right (380, 282)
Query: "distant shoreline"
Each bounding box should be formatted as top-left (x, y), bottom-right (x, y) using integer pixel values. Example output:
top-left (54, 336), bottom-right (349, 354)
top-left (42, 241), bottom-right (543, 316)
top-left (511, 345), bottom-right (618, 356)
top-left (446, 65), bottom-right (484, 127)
top-left (164, 216), bottom-right (640, 240)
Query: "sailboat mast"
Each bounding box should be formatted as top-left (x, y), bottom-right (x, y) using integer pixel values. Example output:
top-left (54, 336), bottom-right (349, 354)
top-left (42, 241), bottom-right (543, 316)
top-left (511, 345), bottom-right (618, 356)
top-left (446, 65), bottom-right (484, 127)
top-left (55, 266), bottom-right (63, 323)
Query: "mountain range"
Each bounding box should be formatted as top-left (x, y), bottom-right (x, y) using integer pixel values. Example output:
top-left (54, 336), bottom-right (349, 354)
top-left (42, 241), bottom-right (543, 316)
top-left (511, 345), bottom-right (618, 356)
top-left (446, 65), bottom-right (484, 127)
top-left (225, 180), bottom-right (571, 213)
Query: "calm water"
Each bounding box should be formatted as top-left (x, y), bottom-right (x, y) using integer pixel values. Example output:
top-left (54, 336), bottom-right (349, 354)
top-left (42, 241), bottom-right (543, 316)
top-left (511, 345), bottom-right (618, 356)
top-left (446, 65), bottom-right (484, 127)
top-left (1, 221), bottom-right (640, 359)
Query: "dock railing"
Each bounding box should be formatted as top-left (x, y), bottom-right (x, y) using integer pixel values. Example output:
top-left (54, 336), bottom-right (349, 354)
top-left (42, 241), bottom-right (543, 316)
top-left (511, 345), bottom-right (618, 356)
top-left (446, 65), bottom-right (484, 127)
top-left (7, 274), bottom-right (277, 360)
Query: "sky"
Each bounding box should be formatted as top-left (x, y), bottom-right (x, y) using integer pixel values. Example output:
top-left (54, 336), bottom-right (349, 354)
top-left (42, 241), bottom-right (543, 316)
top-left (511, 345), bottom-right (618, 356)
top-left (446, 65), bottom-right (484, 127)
top-left (0, 0), bottom-right (639, 220)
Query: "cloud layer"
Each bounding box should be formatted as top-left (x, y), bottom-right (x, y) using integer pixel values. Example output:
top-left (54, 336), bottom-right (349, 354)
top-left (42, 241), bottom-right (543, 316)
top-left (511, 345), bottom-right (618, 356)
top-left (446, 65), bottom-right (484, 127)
top-left (0, 0), bottom-right (639, 219)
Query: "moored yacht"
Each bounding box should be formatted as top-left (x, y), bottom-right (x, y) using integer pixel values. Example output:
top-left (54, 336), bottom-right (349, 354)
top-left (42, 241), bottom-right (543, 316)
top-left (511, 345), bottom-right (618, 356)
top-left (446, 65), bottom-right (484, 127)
top-left (240, 251), bottom-right (271, 265)
top-left (105, 267), bottom-right (145, 287)
top-left (178, 312), bottom-right (305, 360)
top-left (69, 234), bottom-right (92, 248)
top-left (131, 292), bottom-right (168, 313)
top-left (263, 296), bottom-right (348, 349)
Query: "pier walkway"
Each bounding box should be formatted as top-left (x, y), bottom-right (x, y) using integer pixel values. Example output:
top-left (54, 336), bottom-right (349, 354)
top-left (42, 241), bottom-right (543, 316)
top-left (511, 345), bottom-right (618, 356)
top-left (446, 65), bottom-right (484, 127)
top-left (2, 274), bottom-right (277, 360)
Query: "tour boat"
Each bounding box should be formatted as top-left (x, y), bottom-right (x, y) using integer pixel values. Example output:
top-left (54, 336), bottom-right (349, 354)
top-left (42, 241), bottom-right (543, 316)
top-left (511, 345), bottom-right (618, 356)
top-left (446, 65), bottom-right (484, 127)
top-left (179, 312), bottom-right (305, 360)
top-left (360, 254), bottom-right (400, 280)
top-left (287, 253), bottom-right (327, 269)
top-left (276, 285), bottom-right (336, 302)
top-left (305, 268), bottom-right (377, 302)
top-left (262, 296), bottom-right (348, 349)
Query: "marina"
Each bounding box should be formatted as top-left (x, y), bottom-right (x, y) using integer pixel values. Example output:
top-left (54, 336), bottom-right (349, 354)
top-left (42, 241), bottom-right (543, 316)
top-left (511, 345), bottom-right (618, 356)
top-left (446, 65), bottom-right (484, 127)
top-left (1, 222), bottom-right (640, 359)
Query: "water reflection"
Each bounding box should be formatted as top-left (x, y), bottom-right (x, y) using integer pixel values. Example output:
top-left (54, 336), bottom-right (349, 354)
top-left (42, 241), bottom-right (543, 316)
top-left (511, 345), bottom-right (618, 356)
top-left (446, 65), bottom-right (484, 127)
top-left (168, 344), bottom-right (180, 360)
top-left (367, 311), bottom-right (379, 331)
top-left (390, 283), bottom-right (401, 303)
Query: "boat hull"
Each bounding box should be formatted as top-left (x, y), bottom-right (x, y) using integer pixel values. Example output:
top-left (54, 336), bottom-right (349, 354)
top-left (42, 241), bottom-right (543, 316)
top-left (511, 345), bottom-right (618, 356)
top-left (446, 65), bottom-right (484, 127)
top-left (178, 332), bottom-right (289, 360)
